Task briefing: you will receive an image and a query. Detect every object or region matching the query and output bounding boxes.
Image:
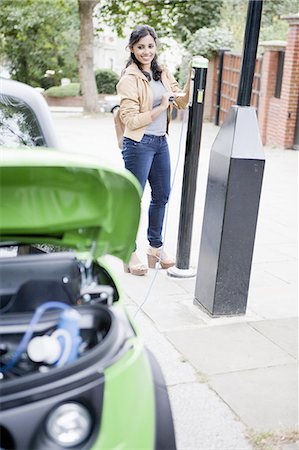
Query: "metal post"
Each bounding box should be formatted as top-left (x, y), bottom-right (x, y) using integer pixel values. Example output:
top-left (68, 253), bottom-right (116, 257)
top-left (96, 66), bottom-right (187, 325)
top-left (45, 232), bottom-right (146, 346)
top-left (237, 0), bottom-right (263, 106)
top-left (194, 0), bottom-right (265, 316)
top-left (214, 49), bottom-right (227, 126)
top-left (168, 56), bottom-right (208, 278)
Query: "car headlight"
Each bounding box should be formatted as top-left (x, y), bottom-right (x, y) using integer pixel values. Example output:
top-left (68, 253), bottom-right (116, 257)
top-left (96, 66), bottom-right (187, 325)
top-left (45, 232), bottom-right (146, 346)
top-left (46, 402), bottom-right (92, 447)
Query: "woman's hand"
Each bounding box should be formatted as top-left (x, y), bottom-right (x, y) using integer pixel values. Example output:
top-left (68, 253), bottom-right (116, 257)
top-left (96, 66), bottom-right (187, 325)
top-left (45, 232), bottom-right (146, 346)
top-left (150, 91), bottom-right (174, 121)
top-left (161, 92), bottom-right (174, 110)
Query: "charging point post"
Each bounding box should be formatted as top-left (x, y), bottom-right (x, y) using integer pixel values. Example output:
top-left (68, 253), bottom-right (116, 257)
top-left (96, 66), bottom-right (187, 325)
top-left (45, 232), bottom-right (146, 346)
top-left (168, 56), bottom-right (208, 278)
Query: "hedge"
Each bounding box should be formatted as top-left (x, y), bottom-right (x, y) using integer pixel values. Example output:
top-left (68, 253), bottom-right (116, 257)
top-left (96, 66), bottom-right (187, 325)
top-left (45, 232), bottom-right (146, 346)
top-left (95, 69), bottom-right (119, 94)
top-left (44, 83), bottom-right (80, 97)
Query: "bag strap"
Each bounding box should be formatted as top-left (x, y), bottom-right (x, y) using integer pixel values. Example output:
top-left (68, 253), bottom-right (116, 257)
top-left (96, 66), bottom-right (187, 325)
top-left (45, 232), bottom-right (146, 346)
top-left (113, 109), bottom-right (124, 150)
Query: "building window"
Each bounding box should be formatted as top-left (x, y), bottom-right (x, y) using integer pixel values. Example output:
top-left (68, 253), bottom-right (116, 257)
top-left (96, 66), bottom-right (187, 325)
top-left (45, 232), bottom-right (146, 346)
top-left (275, 51), bottom-right (285, 99)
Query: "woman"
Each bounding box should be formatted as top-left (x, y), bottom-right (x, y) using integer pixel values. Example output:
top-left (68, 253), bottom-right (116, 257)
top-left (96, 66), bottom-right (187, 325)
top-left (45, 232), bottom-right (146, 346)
top-left (117, 24), bottom-right (190, 276)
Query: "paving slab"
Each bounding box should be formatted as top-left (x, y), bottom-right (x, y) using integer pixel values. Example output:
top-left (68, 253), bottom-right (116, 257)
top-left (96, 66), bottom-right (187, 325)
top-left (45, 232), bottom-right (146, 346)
top-left (171, 277), bottom-right (196, 296)
top-left (166, 322), bottom-right (296, 375)
top-left (279, 243), bottom-right (299, 260)
top-left (125, 304), bottom-right (197, 386)
top-left (282, 443), bottom-right (299, 450)
top-left (143, 297), bottom-right (205, 331)
top-left (257, 260), bottom-right (298, 285)
top-left (249, 318), bottom-right (298, 359)
top-left (252, 243), bottom-right (297, 263)
top-left (254, 227), bottom-right (296, 246)
top-left (117, 269), bottom-right (188, 305)
top-left (169, 383), bottom-right (252, 450)
top-left (248, 285), bottom-right (298, 319)
top-left (249, 265), bottom-right (291, 289)
top-left (209, 364), bottom-right (298, 431)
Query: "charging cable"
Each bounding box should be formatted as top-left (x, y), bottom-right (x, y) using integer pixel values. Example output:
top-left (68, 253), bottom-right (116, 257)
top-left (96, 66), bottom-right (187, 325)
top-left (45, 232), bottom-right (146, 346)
top-left (0, 302), bottom-right (77, 373)
top-left (133, 108), bottom-right (188, 317)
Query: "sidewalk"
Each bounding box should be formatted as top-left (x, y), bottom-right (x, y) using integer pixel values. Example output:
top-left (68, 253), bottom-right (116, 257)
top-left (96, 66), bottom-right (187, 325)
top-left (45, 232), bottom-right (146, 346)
top-left (52, 111), bottom-right (298, 450)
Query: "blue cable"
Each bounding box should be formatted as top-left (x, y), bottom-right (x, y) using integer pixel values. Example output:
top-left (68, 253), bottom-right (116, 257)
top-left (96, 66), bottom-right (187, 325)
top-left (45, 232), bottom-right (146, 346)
top-left (0, 301), bottom-right (72, 373)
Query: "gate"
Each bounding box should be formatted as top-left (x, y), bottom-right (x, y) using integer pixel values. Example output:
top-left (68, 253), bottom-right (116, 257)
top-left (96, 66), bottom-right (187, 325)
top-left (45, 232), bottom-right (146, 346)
top-left (213, 52), bottom-right (262, 125)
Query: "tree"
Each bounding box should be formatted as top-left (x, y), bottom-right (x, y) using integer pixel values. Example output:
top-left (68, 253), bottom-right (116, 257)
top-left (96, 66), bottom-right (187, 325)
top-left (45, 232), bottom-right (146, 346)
top-left (77, 0), bottom-right (100, 112)
top-left (260, 0), bottom-right (298, 42)
top-left (173, 0), bottom-right (223, 43)
top-left (220, 0), bottom-right (298, 52)
top-left (0, 0), bottom-right (79, 86)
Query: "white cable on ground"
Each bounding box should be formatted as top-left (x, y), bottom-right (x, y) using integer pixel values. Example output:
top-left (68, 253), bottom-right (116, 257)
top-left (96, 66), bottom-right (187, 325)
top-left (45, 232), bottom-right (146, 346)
top-left (134, 109), bottom-right (188, 318)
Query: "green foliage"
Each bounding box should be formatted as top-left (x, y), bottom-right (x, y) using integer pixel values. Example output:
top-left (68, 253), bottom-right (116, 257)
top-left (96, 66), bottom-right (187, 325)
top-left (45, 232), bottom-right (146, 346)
top-left (219, 0), bottom-right (247, 52)
top-left (44, 83), bottom-right (81, 97)
top-left (174, 0), bottom-right (223, 43)
top-left (220, 0), bottom-right (298, 52)
top-left (173, 66), bottom-right (181, 83)
top-left (95, 0), bottom-right (176, 38)
top-left (261, 0), bottom-right (298, 26)
top-left (259, 0), bottom-right (297, 43)
top-left (95, 0), bottom-right (223, 41)
top-left (0, 0), bottom-right (79, 86)
top-left (175, 27), bottom-right (233, 87)
top-left (95, 69), bottom-right (119, 94)
top-left (187, 27), bottom-right (234, 60)
top-left (259, 18), bottom-right (289, 43)
top-left (176, 53), bottom-right (191, 87)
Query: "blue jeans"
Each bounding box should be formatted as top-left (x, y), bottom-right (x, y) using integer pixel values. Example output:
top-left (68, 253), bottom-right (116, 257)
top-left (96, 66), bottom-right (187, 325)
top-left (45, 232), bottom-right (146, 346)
top-left (122, 134), bottom-right (171, 248)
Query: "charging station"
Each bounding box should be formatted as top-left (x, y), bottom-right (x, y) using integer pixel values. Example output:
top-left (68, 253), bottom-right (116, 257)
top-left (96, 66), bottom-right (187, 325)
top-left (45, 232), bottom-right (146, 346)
top-left (168, 56), bottom-right (208, 278)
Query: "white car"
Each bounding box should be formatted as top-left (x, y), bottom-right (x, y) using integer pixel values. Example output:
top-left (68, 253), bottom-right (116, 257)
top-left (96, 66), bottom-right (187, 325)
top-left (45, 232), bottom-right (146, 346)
top-left (99, 95), bottom-right (120, 113)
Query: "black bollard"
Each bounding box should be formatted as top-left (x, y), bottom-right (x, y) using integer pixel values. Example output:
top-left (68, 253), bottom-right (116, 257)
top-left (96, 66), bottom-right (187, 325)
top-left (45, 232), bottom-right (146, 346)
top-left (194, 0), bottom-right (265, 315)
top-left (215, 49), bottom-right (229, 126)
top-left (168, 56), bottom-right (208, 278)
top-left (194, 106), bottom-right (264, 315)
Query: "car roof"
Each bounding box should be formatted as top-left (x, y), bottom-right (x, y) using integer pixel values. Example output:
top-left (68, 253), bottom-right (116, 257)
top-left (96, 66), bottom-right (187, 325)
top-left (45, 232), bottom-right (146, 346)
top-left (0, 78), bottom-right (59, 148)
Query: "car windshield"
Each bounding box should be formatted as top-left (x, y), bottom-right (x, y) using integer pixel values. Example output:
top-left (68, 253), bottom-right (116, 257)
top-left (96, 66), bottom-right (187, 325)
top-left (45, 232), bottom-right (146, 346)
top-left (0, 94), bottom-right (46, 147)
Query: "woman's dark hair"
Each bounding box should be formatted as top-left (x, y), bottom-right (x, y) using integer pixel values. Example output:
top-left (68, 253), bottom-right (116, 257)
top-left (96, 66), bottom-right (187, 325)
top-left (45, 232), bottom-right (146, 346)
top-left (126, 25), bottom-right (162, 82)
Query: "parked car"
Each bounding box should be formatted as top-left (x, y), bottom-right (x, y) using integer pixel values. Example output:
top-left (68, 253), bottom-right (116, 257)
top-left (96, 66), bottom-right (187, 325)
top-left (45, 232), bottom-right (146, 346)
top-left (99, 94), bottom-right (120, 114)
top-left (0, 79), bottom-right (176, 450)
top-left (0, 78), bottom-right (59, 148)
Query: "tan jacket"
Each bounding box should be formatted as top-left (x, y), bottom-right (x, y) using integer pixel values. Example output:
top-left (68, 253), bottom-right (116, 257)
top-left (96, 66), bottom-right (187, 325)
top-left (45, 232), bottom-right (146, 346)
top-left (116, 63), bottom-right (190, 143)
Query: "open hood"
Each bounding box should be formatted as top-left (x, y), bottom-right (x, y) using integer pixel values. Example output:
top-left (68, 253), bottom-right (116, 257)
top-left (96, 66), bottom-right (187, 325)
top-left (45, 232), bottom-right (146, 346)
top-left (0, 148), bottom-right (141, 262)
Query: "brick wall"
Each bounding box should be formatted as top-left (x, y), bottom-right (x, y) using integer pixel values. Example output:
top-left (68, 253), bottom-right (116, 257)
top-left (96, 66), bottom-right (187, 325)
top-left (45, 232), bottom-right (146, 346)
top-left (204, 57), bottom-right (217, 121)
top-left (276, 16), bottom-right (299, 148)
top-left (267, 98), bottom-right (282, 145)
top-left (258, 45), bottom-right (284, 145)
top-left (45, 96), bottom-right (83, 107)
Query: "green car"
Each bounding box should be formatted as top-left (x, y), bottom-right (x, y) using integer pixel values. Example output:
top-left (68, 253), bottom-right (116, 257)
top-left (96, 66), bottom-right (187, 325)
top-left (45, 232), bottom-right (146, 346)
top-left (0, 80), bottom-right (176, 450)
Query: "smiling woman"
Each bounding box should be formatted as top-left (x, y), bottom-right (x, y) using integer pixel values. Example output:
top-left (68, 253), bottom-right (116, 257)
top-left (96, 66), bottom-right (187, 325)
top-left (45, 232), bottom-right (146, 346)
top-left (116, 25), bottom-right (191, 276)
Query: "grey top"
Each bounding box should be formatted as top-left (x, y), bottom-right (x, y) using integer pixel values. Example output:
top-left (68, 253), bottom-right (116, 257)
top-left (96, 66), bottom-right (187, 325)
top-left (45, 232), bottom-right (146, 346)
top-left (145, 78), bottom-right (167, 136)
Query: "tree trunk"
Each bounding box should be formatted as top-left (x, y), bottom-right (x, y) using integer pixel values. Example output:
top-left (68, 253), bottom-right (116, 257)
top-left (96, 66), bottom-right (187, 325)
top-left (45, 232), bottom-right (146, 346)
top-left (77, 0), bottom-right (100, 113)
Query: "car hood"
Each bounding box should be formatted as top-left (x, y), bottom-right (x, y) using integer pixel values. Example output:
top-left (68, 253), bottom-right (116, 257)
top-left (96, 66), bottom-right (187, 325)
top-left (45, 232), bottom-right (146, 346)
top-left (0, 148), bottom-right (141, 262)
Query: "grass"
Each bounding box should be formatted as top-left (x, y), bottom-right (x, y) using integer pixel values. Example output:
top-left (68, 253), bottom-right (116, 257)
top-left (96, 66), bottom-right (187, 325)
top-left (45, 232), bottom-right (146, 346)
top-left (248, 430), bottom-right (299, 450)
